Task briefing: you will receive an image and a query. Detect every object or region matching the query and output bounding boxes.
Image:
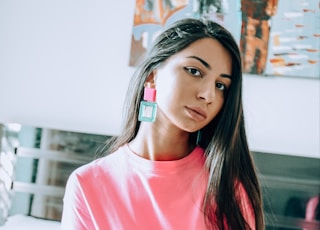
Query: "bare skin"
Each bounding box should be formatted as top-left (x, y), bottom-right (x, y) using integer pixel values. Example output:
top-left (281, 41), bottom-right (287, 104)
top-left (129, 38), bottom-right (232, 161)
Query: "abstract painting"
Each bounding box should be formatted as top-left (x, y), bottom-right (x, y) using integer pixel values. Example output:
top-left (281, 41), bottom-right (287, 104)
top-left (129, 0), bottom-right (320, 79)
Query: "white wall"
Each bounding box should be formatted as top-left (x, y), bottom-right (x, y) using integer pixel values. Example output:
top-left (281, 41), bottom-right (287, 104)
top-left (243, 75), bottom-right (319, 158)
top-left (0, 0), bottom-right (319, 158)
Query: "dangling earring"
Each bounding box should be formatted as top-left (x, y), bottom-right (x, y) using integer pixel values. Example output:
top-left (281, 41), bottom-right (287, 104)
top-left (138, 82), bottom-right (157, 122)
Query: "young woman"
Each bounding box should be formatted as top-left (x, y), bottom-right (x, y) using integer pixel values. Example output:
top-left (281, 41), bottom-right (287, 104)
top-left (61, 18), bottom-right (264, 229)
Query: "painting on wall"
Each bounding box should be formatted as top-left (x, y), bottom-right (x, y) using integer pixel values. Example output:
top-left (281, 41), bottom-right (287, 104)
top-left (129, 0), bottom-right (231, 66)
top-left (264, 0), bottom-right (320, 78)
top-left (129, 0), bottom-right (320, 79)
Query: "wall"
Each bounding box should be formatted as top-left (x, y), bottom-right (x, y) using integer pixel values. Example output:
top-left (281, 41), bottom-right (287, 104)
top-left (0, 0), bottom-right (319, 158)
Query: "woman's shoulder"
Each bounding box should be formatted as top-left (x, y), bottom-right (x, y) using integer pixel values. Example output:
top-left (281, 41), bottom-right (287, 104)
top-left (70, 145), bottom-right (127, 180)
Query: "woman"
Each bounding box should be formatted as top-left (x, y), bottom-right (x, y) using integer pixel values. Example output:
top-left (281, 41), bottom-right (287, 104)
top-left (61, 18), bottom-right (264, 229)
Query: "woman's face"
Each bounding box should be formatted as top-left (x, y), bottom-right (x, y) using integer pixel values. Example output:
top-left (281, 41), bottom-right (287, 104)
top-left (153, 37), bottom-right (232, 133)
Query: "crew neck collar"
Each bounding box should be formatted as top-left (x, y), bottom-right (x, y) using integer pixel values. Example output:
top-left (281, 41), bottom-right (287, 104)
top-left (123, 144), bottom-right (205, 174)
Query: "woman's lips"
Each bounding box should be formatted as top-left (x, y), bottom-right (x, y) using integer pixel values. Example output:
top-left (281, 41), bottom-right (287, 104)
top-left (185, 106), bottom-right (207, 121)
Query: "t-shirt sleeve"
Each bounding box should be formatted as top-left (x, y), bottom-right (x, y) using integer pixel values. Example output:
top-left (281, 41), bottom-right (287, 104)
top-left (236, 182), bottom-right (256, 230)
top-left (61, 171), bottom-right (96, 230)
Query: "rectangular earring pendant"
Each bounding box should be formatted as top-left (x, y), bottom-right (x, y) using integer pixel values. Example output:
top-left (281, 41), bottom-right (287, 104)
top-left (138, 101), bottom-right (157, 122)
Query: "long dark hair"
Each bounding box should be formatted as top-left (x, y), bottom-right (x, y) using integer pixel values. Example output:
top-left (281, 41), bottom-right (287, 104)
top-left (102, 18), bottom-right (264, 229)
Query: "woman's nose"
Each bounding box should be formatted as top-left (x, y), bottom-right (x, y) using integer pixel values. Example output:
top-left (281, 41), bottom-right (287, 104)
top-left (197, 85), bottom-right (215, 103)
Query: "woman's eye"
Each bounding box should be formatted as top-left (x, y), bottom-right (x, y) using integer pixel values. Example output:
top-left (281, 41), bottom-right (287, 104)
top-left (184, 67), bottom-right (202, 77)
top-left (216, 82), bottom-right (226, 91)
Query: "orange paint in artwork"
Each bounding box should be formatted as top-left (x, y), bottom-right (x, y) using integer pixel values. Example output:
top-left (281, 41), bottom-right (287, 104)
top-left (307, 60), bottom-right (318, 64)
top-left (270, 58), bottom-right (285, 66)
top-left (306, 48), bottom-right (319, 52)
top-left (295, 24), bottom-right (304, 28)
top-left (303, 9), bottom-right (316, 12)
top-left (285, 62), bottom-right (300, 66)
top-left (313, 34), bottom-right (320, 37)
top-left (133, 0), bottom-right (188, 26)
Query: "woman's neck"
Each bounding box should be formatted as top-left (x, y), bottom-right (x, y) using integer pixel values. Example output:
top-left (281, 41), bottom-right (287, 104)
top-left (128, 122), bottom-right (195, 161)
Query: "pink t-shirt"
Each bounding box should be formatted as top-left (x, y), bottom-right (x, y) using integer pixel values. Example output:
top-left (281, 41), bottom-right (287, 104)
top-left (61, 145), bottom-right (255, 230)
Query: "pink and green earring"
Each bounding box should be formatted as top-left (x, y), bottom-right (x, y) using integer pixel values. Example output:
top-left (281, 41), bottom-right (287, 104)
top-left (138, 82), bottom-right (157, 122)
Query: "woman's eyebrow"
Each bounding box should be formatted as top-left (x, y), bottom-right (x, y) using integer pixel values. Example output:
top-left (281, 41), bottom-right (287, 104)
top-left (187, 55), bottom-right (232, 79)
top-left (187, 55), bottom-right (211, 69)
top-left (220, 73), bottom-right (232, 79)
